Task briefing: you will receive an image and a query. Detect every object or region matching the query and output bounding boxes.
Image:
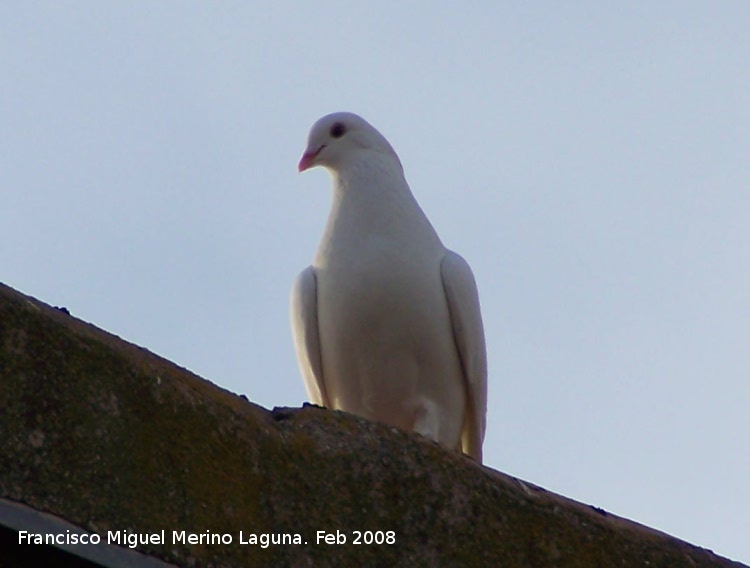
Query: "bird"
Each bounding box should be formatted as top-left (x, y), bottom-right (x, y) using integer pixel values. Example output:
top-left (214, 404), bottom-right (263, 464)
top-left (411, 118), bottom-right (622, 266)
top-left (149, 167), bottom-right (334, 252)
top-left (290, 112), bottom-right (487, 462)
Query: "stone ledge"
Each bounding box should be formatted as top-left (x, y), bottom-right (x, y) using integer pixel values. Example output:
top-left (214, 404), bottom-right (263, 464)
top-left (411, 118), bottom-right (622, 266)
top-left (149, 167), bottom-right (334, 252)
top-left (0, 282), bottom-right (745, 567)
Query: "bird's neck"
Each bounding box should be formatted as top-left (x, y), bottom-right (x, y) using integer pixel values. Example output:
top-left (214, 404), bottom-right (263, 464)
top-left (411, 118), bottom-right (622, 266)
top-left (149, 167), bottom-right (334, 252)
top-left (332, 151), bottom-right (406, 197)
top-left (317, 155), bottom-right (442, 256)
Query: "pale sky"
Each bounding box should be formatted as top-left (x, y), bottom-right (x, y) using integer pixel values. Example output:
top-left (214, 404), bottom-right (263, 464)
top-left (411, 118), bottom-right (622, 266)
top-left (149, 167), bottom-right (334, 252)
top-left (1, 3), bottom-right (748, 563)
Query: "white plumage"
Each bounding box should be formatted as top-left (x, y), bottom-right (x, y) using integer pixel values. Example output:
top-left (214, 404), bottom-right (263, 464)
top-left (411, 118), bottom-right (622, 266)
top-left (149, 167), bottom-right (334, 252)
top-left (291, 112), bottom-right (487, 462)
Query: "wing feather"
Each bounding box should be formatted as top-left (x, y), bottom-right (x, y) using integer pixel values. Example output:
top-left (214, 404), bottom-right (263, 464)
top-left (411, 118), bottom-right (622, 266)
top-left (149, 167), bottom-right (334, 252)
top-left (290, 266), bottom-right (329, 407)
top-left (441, 251), bottom-right (488, 462)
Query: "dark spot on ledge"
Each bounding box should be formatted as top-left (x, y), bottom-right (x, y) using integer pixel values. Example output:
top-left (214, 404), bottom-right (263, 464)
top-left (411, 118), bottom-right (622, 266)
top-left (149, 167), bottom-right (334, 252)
top-left (271, 407), bottom-right (297, 421)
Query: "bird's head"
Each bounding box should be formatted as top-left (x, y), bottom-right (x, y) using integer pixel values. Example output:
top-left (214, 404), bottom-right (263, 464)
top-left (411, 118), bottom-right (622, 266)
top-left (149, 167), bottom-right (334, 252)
top-left (298, 112), bottom-right (400, 174)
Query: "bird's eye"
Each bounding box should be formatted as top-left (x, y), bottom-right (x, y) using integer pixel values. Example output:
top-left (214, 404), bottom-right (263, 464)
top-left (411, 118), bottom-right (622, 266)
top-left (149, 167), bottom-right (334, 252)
top-left (330, 122), bottom-right (346, 139)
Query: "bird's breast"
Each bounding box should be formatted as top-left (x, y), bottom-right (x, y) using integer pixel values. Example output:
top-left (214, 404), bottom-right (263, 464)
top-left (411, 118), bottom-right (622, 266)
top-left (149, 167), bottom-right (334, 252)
top-left (313, 238), bottom-right (463, 420)
top-left (315, 236), bottom-right (444, 338)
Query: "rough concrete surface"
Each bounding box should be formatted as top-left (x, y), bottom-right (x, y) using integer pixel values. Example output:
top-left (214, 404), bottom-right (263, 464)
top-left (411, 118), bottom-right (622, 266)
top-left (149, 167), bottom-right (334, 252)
top-left (0, 282), bottom-right (745, 567)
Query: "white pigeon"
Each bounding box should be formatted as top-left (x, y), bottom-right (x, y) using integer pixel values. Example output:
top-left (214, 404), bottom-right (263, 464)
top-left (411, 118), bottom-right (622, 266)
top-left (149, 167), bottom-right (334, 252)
top-left (291, 112), bottom-right (487, 462)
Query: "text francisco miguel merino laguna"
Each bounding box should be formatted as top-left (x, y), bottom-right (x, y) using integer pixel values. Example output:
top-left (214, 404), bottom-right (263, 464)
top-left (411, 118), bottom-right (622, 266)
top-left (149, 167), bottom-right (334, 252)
top-left (18, 530), bottom-right (303, 548)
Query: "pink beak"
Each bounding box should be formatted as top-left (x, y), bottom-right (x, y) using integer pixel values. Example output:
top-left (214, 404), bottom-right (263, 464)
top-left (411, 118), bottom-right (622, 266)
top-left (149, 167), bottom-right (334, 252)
top-left (297, 145), bottom-right (325, 172)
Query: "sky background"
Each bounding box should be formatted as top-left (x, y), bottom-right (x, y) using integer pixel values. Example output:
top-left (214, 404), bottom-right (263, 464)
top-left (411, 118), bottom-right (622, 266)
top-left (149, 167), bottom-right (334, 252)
top-left (1, 2), bottom-right (748, 563)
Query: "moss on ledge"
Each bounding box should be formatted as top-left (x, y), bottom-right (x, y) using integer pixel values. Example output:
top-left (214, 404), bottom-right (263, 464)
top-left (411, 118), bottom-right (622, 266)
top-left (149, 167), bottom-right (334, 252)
top-left (0, 282), bottom-right (745, 567)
